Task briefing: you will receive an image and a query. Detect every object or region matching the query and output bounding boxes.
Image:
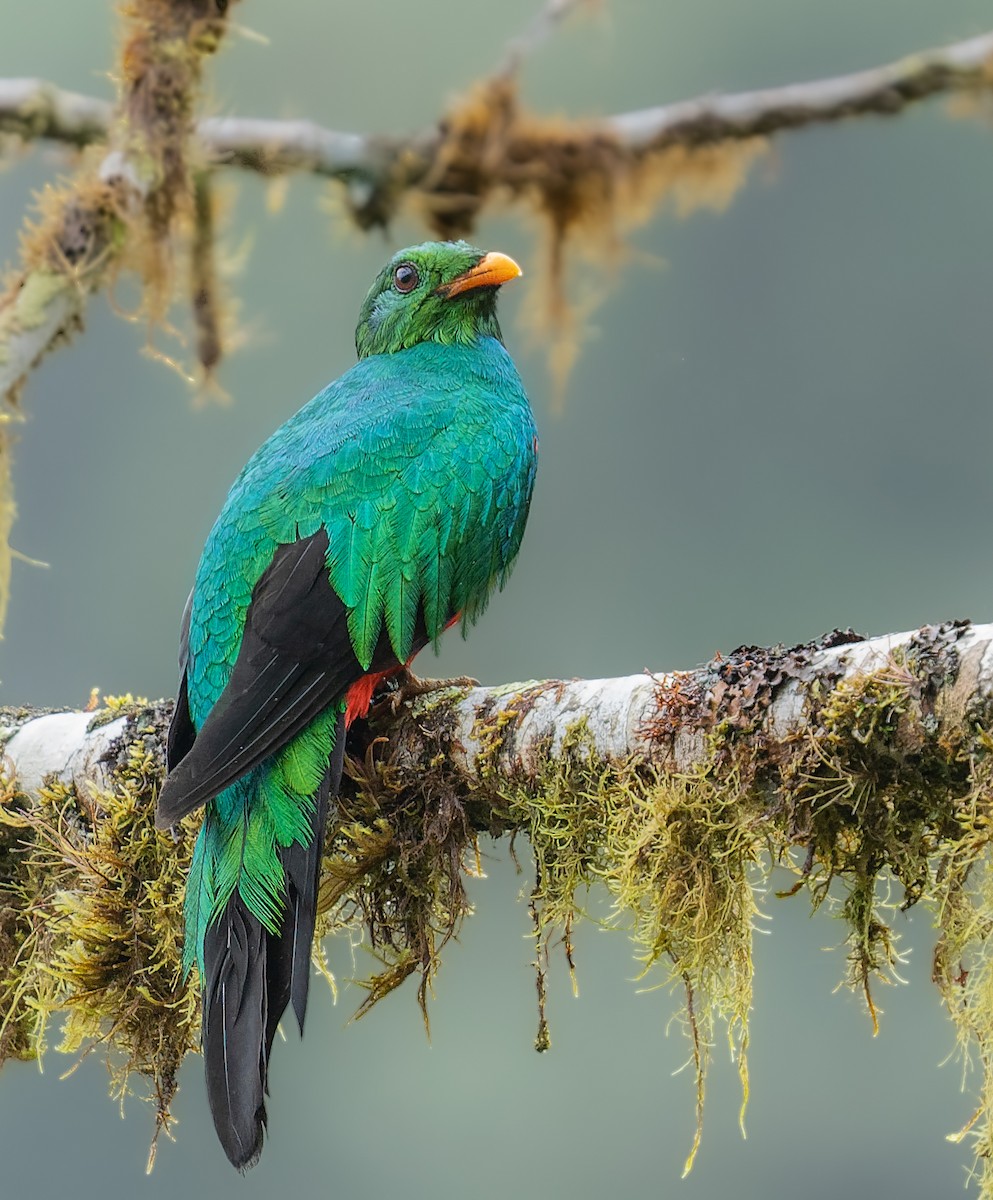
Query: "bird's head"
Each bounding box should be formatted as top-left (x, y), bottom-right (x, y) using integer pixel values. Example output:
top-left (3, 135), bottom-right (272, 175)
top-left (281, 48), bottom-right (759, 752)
top-left (355, 240), bottom-right (522, 359)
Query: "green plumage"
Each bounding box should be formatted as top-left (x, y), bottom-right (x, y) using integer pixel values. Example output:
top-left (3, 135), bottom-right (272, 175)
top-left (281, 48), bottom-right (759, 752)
top-left (158, 241), bottom-right (536, 1168)
top-left (181, 335), bottom-right (534, 965)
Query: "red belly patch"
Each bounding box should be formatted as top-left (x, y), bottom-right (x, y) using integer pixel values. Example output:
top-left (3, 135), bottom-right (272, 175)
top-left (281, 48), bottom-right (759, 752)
top-left (344, 667), bottom-right (400, 728)
top-left (343, 612), bottom-right (462, 728)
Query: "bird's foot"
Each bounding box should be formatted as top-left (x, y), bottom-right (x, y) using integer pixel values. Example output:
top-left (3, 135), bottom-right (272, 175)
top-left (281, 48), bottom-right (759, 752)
top-left (378, 666), bottom-right (479, 718)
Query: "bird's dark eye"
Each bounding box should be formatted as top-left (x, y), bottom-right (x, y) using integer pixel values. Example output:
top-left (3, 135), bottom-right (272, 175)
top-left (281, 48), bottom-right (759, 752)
top-left (393, 263), bottom-right (419, 294)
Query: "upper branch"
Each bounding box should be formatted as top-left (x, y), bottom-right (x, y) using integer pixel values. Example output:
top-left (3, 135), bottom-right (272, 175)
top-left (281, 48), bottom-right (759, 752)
top-left (0, 78), bottom-right (112, 147)
top-left (3, 29), bottom-right (991, 182)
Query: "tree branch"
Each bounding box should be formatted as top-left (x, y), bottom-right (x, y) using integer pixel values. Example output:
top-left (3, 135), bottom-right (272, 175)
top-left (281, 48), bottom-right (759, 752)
top-left (8, 621), bottom-right (989, 794)
top-left (0, 77), bottom-right (112, 147)
top-left (3, 619), bottom-right (993, 1181)
top-left (0, 0), bottom-right (241, 648)
top-left (2, 29), bottom-right (991, 181)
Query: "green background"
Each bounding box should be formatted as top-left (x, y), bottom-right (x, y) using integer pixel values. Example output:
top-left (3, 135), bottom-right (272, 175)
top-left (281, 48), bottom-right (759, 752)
top-left (3, 1), bottom-right (993, 1195)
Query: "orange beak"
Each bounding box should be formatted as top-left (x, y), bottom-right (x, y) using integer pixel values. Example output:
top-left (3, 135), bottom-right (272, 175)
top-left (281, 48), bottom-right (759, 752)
top-left (434, 251), bottom-right (523, 299)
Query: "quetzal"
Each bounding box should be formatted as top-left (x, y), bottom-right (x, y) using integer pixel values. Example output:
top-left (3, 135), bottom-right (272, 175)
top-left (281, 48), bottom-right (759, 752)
top-left (156, 240), bottom-right (536, 1169)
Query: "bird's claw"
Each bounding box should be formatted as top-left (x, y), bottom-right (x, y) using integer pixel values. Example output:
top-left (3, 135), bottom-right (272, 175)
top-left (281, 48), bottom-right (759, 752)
top-left (378, 666), bottom-right (479, 718)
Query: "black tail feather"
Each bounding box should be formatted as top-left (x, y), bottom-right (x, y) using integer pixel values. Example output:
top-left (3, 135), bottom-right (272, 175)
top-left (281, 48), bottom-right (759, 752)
top-left (202, 895), bottom-right (268, 1171)
top-left (283, 709), bottom-right (343, 1032)
top-left (201, 710), bottom-right (344, 1169)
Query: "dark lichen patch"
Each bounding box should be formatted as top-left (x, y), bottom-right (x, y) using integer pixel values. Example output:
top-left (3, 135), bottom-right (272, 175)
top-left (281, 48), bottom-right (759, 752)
top-left (705, 628), bottom-right (866, 738)
top-left (905, 619), bottom-right (971, 714)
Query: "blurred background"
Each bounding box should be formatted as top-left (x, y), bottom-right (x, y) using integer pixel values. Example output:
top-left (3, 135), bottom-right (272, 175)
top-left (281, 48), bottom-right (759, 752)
top-left (3, 1), bottom-right (993, 1196)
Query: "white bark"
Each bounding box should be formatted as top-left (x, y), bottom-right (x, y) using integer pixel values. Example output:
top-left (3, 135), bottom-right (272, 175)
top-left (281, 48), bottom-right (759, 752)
top-left (2, 712), bottom-right (126, 795)
top-left (4, 621), bottom-right (991, 796)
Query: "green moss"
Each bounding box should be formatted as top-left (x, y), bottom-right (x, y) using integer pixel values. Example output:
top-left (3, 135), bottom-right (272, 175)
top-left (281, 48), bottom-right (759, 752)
top-left (87, 693), bottom-right (152, 731)
top-left (0, 705), bottom-right (197, 1167)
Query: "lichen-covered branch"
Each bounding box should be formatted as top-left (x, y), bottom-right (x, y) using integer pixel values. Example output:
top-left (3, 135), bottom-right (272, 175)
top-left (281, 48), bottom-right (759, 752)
top-left (0, 3), bottom-right (240, 407)
top-left (0, 77), bottom-right (112, 147)
top-left (3, 29), bottom-right (992, 182)
top-left (3, 620), bottom-right (993, 1187)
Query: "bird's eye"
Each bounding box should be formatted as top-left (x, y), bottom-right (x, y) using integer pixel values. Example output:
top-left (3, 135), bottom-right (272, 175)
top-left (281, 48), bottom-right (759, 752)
top-left (393, 263), bottom-right (419, 294)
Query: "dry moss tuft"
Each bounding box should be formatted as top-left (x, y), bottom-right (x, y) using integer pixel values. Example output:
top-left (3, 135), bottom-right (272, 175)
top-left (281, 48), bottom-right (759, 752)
top-left (317, 735), bottom-right (481, 1027)
top-left (458, 80), bottom-right (763, 408)
top-left (341, 76), bottom-right (768, 408)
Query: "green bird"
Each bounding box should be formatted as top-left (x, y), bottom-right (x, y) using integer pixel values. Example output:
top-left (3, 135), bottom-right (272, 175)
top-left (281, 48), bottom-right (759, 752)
top-left (156, 241), bottom-right (536, 1169)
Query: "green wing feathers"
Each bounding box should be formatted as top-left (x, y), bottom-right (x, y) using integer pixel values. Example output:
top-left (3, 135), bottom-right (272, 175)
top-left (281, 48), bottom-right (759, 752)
top-left (184, 706), bottom-right (340, 976)
top-left (323, 418), bottom-right (533, 667)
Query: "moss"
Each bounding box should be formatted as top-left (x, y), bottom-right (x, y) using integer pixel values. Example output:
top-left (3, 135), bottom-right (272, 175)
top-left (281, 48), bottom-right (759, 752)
top-left (316, 735), bottom-right (479, 1029)
top-left (87, 692), bottom-right (153, 730)
top-left (330, 626), bottom-right (993, 1186)
top-left (347, 664), bottom-right (941, 1171)
top-left (0, 0), bottom-right (242, 633)
top-left (0, 703), bottom-right (197, 1168)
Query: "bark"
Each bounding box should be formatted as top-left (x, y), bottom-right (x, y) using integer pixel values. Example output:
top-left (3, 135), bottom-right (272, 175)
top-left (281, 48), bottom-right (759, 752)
top-left (5, 620), bottom-right (987, 789)
top-left (3, 619), bottom-right (990, 811)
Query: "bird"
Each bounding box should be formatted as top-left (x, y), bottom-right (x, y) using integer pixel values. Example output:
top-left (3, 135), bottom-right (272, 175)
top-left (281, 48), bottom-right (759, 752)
top-left (155, 240), bottom-right (537, 1169)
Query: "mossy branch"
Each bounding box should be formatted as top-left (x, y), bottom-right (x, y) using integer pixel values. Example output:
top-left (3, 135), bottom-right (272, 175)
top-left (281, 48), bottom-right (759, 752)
top-left (3, 29), bottom-right (992, 184)
top-left (3, 619), bottom-right (993, 1186)
top-left (2, 24), bottom-right (991, 403)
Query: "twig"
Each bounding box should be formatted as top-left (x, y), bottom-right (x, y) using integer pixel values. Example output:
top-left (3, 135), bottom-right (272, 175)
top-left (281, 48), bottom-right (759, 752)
top-left (496, 0), bottom-right (598, 78)
top-left (0, 77), bottom-right (112, 147)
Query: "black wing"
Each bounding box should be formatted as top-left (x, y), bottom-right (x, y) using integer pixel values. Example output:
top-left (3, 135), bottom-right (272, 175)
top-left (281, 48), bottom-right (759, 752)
top-left (166, 590), bottom-right (196, 772)
top-left (156, 529), bottom-right (366, 827)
